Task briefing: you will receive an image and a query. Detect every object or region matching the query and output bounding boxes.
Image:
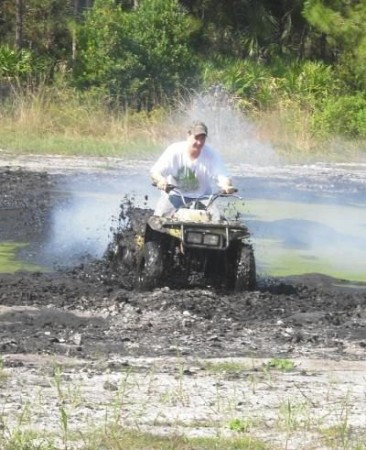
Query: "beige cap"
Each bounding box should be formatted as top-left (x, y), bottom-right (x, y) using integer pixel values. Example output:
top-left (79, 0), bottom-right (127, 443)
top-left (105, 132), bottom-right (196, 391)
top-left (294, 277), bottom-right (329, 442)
top-left (189, 121), bottom-right (208, 136)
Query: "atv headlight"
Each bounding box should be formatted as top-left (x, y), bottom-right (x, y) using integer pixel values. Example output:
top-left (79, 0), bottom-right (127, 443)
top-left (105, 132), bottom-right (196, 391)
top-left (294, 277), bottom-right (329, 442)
top-left (186, 231), bottom-right (203, 244)
top-left (203, 233), bottom-right (220, 246)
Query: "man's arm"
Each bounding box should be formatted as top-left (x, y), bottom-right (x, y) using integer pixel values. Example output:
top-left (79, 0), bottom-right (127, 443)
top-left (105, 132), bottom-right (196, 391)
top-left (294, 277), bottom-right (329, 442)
top-left (150, 171), bottom-right (169, 191)
top-left (150, 144), bottom-right (177, 192)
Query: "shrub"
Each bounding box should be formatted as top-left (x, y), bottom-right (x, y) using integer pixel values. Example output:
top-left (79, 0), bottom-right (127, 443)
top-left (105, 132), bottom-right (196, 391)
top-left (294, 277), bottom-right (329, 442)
top-left (74, 0), bottom-right (198, 108)
top-left (312, 94), bottom-right (366, 138)
top-left (0, 45), bottom-right (33, 79)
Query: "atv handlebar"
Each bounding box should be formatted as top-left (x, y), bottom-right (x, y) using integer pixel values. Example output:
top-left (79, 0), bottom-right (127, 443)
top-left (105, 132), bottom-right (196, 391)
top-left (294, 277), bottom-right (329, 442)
top-left (153, 183), bottom-right (240, 209)
top-left (151, 182), bottom-right (176, 193)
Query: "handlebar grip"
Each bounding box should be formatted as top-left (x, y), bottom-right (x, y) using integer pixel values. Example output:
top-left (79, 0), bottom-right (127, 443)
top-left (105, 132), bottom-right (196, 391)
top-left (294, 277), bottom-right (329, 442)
top-left (219, 188), bottom-right (238, 194)
top-left (165, 184), bottom-right (176, 193)
top-left (151, 182), bottom-right (176, 193)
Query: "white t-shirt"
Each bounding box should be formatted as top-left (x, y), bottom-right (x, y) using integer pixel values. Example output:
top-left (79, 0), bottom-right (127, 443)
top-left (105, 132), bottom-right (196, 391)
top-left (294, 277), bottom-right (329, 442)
top-left (151, 141), bottom-right (230, 198)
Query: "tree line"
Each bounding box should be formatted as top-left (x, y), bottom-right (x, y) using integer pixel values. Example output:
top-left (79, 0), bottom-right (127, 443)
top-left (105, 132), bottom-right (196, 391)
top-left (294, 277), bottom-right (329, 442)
top-left (4, 1), bottom-right (365, 63)
top-left (1, 0), bottom-right (366, 136)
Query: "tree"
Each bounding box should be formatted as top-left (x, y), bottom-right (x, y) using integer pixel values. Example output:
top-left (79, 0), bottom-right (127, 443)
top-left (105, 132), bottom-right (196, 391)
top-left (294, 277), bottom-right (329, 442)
top-left (15, 0), bottom-right (24, 49)
top-left (178, 0), bottom-right (317, 60)
top-left (303, 0), bottom-right (366, 89)
top-left (75, 0), bottom-right (198, 107)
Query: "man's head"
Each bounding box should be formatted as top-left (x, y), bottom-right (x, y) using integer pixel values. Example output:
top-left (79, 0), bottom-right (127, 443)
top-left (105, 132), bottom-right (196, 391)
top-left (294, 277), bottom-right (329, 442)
top-left (187, 121), bottom-right (208, 159)
top-left (189, 121), bottom-right (208, 137)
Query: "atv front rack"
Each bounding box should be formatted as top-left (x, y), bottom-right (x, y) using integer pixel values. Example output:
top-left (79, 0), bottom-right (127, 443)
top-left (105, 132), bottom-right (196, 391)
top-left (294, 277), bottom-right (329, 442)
top-left (162, 221), bottom-right (248, 250)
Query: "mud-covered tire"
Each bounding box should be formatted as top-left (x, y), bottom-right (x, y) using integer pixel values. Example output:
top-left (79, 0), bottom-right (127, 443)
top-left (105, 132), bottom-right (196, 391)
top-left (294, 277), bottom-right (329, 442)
top-left (107, 229), bottom-right (139, 269)
top-left (235, 244), bottom-right (256, 291)
top-left (137, 241), bottom-right (163, 290)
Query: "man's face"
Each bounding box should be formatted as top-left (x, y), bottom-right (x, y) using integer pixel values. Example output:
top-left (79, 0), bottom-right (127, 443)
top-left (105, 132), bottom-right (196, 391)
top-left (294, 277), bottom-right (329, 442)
top-left (187, 133), bottom-right (206, 159)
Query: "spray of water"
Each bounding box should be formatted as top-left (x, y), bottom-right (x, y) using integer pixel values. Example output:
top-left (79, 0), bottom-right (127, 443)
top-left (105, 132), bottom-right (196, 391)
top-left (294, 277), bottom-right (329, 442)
top-left (41, 174), bottom-right (153, 268)
top-left (170, 87), bottom-right (280, 166)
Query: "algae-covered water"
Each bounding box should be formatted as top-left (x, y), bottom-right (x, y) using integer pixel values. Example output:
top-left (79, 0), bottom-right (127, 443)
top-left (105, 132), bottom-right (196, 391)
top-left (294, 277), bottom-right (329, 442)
top-left (0, 242), bottom-right (44, 273)
top-left (245, 199), bottom-right (366, 282)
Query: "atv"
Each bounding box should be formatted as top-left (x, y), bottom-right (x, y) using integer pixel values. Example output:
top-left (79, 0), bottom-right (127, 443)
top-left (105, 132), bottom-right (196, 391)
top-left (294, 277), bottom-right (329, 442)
top-left (135, 186), bottom-right (256, 291)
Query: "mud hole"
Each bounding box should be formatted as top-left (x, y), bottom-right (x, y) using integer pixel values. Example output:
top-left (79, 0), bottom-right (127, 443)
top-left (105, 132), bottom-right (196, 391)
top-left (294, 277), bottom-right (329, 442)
top-left (1, 163), bottom-right (366, 449)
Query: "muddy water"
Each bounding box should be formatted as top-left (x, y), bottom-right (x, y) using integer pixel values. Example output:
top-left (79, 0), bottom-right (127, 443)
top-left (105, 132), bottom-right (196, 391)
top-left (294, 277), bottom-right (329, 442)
top-left (234, 166), bottom-right (366, 282)
top-left (1, 161), bottom-right (366, 282)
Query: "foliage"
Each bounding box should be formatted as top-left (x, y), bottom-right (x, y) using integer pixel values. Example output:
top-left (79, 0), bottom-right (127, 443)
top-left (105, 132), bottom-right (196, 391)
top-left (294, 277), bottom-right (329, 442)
top-left (312, 94), bottom-right (366, 138)
top-left (22, 0), bottom-right (73, 59)
top-left (1, 0), bottom-right (366, 143)
top-left (201, 57), bottom-right (338, 112)
top-left (75, 0), bottom-right (198, 108)
top-left (303, 0), bottom-right (366, 89)
top-left (201, 57), bottom-right (275, 109)
top-left (0, 45), bottom-right (32, 78)
top-left (277, 60), bottom-right (338, 108)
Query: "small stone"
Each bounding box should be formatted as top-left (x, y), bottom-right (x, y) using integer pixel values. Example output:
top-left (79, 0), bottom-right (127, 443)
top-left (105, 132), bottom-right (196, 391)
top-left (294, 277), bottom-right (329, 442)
top-left (103, 381), bottom-right (118, 391)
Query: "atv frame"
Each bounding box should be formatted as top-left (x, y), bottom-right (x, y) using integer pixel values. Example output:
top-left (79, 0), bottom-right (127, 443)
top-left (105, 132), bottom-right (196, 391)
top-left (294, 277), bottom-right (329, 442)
top-left (136, 188), bottom-right (256, 291)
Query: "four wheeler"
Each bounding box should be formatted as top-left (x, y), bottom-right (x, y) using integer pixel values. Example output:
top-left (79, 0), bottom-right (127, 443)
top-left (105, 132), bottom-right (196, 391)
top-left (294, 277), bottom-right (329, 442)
top-left (135, 186), bottom-right (256, 291)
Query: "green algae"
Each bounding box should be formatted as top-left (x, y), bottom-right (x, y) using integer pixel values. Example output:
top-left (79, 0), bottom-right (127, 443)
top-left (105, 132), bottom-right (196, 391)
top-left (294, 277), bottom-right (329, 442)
top-left (0, 242), bottom-right (44, 273)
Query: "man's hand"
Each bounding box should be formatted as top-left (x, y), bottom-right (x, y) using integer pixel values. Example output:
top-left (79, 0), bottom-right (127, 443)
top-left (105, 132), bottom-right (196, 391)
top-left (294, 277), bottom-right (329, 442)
top-left (156, 178), bottom-right (169, 192)
top-left (151, 173), bottom-right (170, 192)
top-left (223, 185), bottom-right (237, 194)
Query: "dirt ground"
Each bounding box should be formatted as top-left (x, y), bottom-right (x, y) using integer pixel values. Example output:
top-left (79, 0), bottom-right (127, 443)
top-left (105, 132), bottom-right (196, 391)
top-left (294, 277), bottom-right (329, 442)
top-left (1, 158), bottom-right (366, 449)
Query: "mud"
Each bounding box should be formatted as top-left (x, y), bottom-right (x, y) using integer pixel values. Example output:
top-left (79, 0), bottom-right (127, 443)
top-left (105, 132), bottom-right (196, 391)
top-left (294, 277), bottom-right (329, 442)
top-left (1, 165), bottom-right (366, 362)
top-left (1, 162), bottom-right (366, 448)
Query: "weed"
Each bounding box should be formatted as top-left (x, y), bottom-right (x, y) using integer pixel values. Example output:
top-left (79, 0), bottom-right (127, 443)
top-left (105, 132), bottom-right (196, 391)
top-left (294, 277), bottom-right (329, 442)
top-left (228, 417), bottom-right (253, 433)
top-left (0, 429), bottom-right (57, 449)
top-left (264, 358), bottom-right (296, 372)
top-left (277, 399), bottom-right (312, 433)
top-left (203, 360), bottom-right (248, 375)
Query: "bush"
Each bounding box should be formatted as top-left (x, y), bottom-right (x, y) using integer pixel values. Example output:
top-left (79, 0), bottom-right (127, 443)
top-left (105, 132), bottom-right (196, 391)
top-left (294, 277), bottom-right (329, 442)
top-left (201, 57), bottom-right (276, 109)
top-left (201, 58), bottom-right (341, 113)
top-left (278, 61), bottom-right (338, 106)
top-left (0, 45), bottom-right (32, 79)
top-left (74, 0), bottom-right (198, 108)
top-left (312, 94), bottom-right (366, 138)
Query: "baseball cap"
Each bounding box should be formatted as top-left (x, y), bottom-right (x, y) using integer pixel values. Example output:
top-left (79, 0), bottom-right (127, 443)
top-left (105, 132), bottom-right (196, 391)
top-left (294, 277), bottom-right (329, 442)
top-left (189, 121), bottom-right (208, 137)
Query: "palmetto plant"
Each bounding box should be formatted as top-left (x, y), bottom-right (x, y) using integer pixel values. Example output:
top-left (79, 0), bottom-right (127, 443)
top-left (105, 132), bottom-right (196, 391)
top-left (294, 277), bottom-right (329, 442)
top-left (0, 45), bottom-right (32, 78)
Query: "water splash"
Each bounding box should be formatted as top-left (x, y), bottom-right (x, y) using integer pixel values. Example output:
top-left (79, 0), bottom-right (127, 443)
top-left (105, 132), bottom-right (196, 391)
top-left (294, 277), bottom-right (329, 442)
top-left (171, 87), bottom-right (279, 166)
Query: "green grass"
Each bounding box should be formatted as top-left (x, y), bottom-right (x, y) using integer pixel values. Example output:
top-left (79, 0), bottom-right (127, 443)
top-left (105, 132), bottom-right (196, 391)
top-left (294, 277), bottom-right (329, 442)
top-left (0, 85), bottom-right (167, 158)
top-left (264, 359), bottom-right (296, 372)
top-left (0, 130), bottom-right (160, 158)
top-left (202, 360), bottom-right (249, 375)
top-left (86, 428), bottom-right (268, 450)
top-left (0, 427), bottom-right (268, 450)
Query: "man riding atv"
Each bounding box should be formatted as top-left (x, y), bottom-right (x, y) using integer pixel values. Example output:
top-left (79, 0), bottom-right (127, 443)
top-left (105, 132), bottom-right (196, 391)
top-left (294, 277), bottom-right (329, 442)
top-left (151, 121), bottom-right (236, 216)
top-left (108, 121), bottom-right (255, 291)
top-left (129, 120), bottom-right (256, 291)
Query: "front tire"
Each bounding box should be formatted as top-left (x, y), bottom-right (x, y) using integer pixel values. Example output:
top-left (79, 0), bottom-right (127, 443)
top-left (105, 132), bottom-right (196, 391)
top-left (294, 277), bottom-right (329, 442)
top-left (137, 241), bottom-right (163, 290)
top-left (235, 244), bottom-right (256, 291)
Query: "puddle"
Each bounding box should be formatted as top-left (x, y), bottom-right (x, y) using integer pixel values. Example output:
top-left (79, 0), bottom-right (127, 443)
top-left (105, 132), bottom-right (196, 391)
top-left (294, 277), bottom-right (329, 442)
top-left (243, 197), bottom-right (366, 283)
top-left (1, 166), bottom-right (366, 283)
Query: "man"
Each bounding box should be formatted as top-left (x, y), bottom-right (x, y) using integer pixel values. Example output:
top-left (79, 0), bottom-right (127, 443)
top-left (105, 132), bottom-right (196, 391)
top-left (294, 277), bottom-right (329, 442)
top-left (150, 120), bottom-right (235, 216)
